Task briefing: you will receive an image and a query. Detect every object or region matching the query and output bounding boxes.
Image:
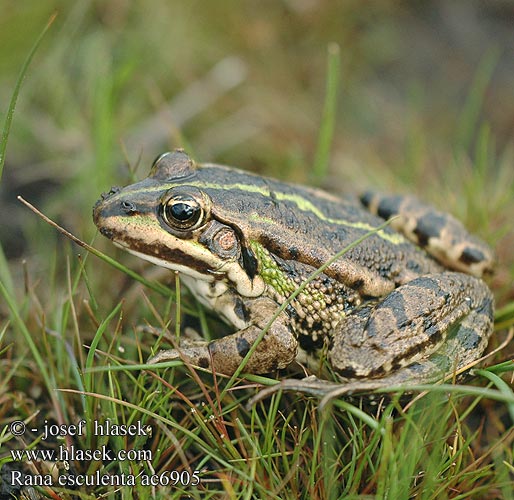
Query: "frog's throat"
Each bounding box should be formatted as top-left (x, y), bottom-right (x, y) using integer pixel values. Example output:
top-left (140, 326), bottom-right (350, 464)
top-left (118, 244), bottom-right (266, 298)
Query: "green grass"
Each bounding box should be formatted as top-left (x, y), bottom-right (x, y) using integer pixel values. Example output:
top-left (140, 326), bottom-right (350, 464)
top-left (1, 3), bottom-right (513, 499)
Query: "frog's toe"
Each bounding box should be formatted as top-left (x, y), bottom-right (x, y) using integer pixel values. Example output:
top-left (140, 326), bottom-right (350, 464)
top-left (148, 344), bottom-right (212, 369)
top-left (148, 348), bottom-right (181, 364)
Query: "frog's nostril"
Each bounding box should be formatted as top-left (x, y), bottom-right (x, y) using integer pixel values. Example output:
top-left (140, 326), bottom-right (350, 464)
top-left (121, 200), bottom-right (137, 213)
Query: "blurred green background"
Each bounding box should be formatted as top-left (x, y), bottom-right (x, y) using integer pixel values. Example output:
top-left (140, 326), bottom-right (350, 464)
top-left (1, 3), bottom-right (513, 498)
top-left (1, 0), bottom-right (513, 295)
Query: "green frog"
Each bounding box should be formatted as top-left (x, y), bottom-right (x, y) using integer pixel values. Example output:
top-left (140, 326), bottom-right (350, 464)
top-left (93, 150), bottom-right (494, 389)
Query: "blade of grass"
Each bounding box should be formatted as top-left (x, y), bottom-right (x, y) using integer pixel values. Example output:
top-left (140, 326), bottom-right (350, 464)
top-left (0, 13), bottom-right (57, 181)
top-left (494, 302), bottom-right (514, 330)
top-left (0, 279), bottom-right (58, 410)
top-left (0, 244), bottom-right (15, 299)
top-left (84, 301), bottom-right (123, 391)
top-left (311, 42), bottom-right (340, 184)
top-left (17, 195), bottom-right (174, 299)
top-left (479, 360), bottom-right (514, 375)
top-left (474, 369), bottom-right (514, 423)
top-left (57, 388), bottom-right (252, 480)
top-left (455, 47), bottom-right (500, 153)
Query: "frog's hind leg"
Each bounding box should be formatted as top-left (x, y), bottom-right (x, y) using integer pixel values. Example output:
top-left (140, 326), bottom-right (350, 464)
top-left (360, 192), bottom-right (494, 277)
top-left (329, 272), bottom-right (494, 387)
top-left (340, 306), bottom-right (492, 391)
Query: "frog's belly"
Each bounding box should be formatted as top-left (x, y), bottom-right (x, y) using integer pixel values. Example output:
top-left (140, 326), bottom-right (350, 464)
top-left (180, 275), bottom-right (249, 330)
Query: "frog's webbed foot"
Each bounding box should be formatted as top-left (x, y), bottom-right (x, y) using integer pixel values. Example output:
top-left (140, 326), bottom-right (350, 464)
top-left (329, 272), bottom-right (494, 384)
top-left (246, 375), bottom-right (341, 408)
top-left (360, 192), bottom-right (494, 277)
top-left (246, 374), bottom-right (412, 409)
top-left (148, 298), bottom-right (297, 376)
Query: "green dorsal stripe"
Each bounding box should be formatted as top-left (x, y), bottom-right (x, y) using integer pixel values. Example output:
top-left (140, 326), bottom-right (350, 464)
top-left (123, 179), bottom-right (405, 245)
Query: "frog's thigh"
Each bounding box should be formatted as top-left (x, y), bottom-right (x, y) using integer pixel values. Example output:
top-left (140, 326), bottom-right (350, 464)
top-left (360, 192), bottom-right (494, 276)
top-left (149, 300), bottom-right (297, 376)
top-left (330, 272), bottom-right (493, 382)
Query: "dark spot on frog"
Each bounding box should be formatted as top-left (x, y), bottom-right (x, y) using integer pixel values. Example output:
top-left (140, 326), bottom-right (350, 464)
top-left (413, 214), bottom-right (446, 247)
top-left (359, 191), bottom-right (374, 209)
top-left (390, 297), bottom-right (409, 329)
top-left (285, 304), bottom-right (298, 321)
top-left (98, 226), bottom-right (115, 239)
top-left (350, 278), bottom-right (364, 291)
top-left (406, 275), bottom-right (445, 296)
top-left (241, 246), bottom-right (258, 279)
top-left (364, 320), bottom-right (378, 339)
top-left (236, 337), bottom-right (251, 358)
top-left (478, 296), bottom-right (494, 317)
top-left (266, 359), bottom-right (280, 371)
top-left (403, 361), bottom-right (427, 375)
top-left (321, 276), bottom-right (332, 287)
top-left (270, 253), bottom-right (295, 274)
top-left (459, 247), bottom-right (485, 265)
top-left (406, 259), bottom-right (424, 274)
top-left (289, 246), bottom-right (299, 260)
top-left (457, 327), bottom-right (482, 350)
top-left (336, 366), bottom-right (358, 378)
top-left (298, 332), bottom-right (325, 351)
top-left (232, 297), bottom-right (248, 322)
top-left (198, 357), bottom-right (210, 368)
top-left (260, 237), bottom-right (306, 270)
top-left (376, 196), bottom-right (402, 220)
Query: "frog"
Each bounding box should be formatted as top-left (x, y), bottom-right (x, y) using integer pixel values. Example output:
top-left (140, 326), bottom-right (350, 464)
top-left (93, 150), bottom-right (494, 390)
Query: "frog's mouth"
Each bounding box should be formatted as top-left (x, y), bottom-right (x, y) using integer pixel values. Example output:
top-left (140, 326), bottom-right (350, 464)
top-left (96, 210), bottom-right (265, 298)
top-left (113, 238), bottom-right (219, 282)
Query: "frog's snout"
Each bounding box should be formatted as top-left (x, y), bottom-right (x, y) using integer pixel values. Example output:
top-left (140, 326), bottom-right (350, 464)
top-left (93, 186), bottom-right (119, 222)
top-left (92, 200), bottom-right (123, 241)
top-left (93, 188), bottom-right (139, 224)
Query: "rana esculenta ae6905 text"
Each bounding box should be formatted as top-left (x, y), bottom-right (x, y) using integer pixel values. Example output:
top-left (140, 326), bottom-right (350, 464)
top-left (93, 150), bottom-right (494, 391)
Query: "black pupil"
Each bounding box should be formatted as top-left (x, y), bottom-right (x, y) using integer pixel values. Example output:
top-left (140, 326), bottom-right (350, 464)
top-left (171, 202), bottom-right (196, 221)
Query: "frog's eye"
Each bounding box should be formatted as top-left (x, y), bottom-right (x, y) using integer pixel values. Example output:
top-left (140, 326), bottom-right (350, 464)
top-left (163, 196), bottom-right (202, 229)
top-left (161, 187), bottom-right (210, 231)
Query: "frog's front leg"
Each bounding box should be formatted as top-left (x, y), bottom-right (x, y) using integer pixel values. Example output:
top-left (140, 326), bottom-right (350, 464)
top-left (148, 297), bottom-right (297, 375)
top-left (330, 272), bottom-right (494, 383)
